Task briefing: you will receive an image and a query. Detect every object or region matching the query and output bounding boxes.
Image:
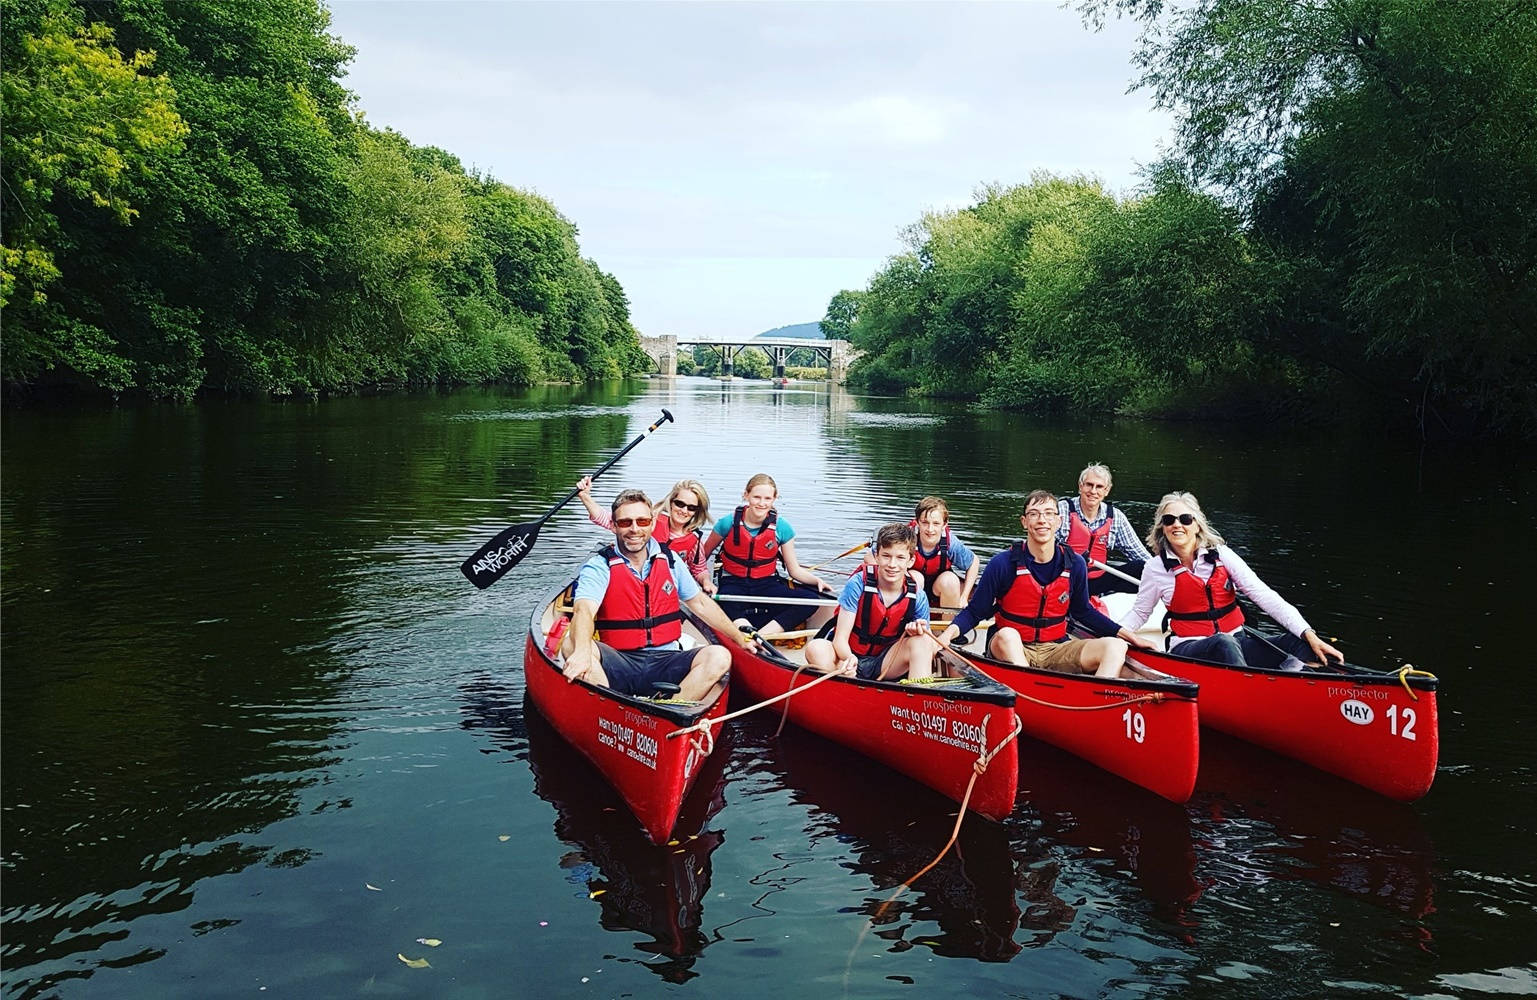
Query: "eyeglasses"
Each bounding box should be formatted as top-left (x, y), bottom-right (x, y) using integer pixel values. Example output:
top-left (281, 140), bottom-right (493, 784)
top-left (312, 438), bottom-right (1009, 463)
top-left (670, 498), bottom-right (699, 512)
top-left (615, 516), bottom-right (653, 528)
top-left (1160, 513), bottom-right (1196, 526)
top-left (1023, 510), bottom-right (1058, 521)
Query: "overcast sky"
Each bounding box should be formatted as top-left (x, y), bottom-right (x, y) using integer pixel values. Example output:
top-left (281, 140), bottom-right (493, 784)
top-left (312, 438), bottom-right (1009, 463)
top-left (325, 1), bottom-right (1170, 339)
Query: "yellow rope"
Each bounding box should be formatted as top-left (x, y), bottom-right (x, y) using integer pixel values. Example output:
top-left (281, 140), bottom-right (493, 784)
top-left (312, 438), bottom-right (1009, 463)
top-left (1396, 664), bottom-right (1438, 702)
top-left (664, 665), bottom-right (843, 740)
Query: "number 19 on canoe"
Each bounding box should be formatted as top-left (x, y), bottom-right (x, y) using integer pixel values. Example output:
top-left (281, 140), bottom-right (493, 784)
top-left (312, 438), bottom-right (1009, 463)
top-left (459, 409), bottom-right (675, 589)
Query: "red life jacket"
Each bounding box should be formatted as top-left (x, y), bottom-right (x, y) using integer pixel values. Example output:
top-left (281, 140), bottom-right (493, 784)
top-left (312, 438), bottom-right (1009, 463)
top-left (1164, 550), bottom-right (1245, 637)
top-left (664, 523), bottom-right (702, 563)
top-left (718, 506), bottom-right (781, 580)
top-left (995, 543), bottom-right (1073, 642)
top-left (1064, 499), bottom-right (1114, 579)
top-left (909, 521), bottom-right (952, 584)
top-left (848, 568), bottom-right (919, 657)
top-left (593, 545), bottom-right (683, 650)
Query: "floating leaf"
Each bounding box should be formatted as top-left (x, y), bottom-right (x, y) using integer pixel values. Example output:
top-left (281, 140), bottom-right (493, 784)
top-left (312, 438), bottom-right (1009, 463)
top-left (667, 840), bottom-right (679, 846)
top-left (416, 938), bottom-right (442, 947)
top-left (589, 890), bottom-right (606, 899)
top-left (397, 953), bottom-right (430, 969)
top-left (365, 884), bottom-right (382, 891)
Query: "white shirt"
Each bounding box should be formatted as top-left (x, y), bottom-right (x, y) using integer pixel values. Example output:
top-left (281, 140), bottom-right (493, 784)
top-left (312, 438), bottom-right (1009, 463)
top-left (1118, 544), bottom-right (1312, 649)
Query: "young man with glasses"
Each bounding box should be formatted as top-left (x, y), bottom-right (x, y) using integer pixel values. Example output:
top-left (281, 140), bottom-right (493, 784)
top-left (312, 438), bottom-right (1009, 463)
top-left (562, 489), bottom-right (754, 700)
top-left (936, 490), bottom-right (1158, 678)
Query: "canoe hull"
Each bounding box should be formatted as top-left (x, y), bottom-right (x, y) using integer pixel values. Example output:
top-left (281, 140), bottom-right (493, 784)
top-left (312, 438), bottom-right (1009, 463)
top-left (1130, 647), bottom-right (1438, 802)
top-left (957, 651), bottom-right (1200, 804)
top-left (524, 591), bottom-right (727, 844)
top-left (713, 628), bottom-right (1020, 821)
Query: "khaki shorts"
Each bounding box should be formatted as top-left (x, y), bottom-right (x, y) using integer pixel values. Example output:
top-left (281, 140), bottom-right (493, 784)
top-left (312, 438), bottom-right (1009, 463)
top-left (1013, 638), bottom-right (1088, 672)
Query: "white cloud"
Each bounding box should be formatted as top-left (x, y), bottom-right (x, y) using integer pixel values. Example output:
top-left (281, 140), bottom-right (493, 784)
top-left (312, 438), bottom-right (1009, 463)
top-left (326, 0), bottom-right (1172, 336)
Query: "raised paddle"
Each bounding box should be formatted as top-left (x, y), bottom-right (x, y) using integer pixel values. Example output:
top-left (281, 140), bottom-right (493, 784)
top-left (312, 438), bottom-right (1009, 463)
top-left (459, 408), bottom-right (675, 589)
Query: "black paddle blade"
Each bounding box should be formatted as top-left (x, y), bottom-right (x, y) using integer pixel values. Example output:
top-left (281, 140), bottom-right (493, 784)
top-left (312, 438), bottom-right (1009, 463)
top-left (461, 521), bottom-right (542, 589)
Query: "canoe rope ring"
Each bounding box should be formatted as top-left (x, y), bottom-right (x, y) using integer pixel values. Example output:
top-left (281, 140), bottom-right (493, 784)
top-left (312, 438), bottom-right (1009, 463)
top-left (1396, 665), bottom-right (1437, 701)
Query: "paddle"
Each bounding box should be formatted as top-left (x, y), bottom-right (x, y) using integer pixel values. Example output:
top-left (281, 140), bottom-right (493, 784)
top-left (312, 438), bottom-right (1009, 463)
top-left (1089, 558), bottom-right (1141, 586)
top-left (459, 408), bottom-right (675, 589)
top-left (804, 541), bottom-right (871, 572)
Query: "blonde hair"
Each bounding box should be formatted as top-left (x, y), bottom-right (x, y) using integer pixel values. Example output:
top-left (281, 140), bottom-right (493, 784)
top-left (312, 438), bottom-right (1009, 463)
top-left (1145, 491), bottom-right (1226, 554)
top-left (743, 473), bottom-right (778, 498)
top-left (659, 479), bottom-right (712, 533)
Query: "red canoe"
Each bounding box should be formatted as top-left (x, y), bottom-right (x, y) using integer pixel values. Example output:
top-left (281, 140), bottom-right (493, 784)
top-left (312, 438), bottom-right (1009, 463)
top-left (1128, 646), bottom-right (1438, 802)
top-left (524, 586), bottom-right (728, 844)
top-left (703, 622), bottom-right (1020, 821)
top-left (947, 645), bottom-right (1200, 804)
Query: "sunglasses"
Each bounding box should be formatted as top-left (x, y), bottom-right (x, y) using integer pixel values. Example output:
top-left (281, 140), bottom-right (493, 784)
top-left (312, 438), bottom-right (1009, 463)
top-left (670, 498), bottom-right (700, 512)
top-left (615, 516), bottom-right (653, 528)
top-left (1160, 513), bottom-right (1196, 526)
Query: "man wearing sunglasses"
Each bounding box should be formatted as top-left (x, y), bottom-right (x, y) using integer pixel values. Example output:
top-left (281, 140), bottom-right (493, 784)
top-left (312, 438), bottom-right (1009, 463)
top-left (936, 490), bottom-right (1158, 678)
top-left (563, 489), bottom-right (755, 701)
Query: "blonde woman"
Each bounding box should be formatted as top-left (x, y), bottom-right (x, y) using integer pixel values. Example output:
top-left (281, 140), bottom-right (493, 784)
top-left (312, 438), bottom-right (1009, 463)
top-left (1119, 491), bottom-right (1343, 668)
top-left (577, 476), bottom-right (715, 592)
top-left (698, 473), bottom-right (837, 636)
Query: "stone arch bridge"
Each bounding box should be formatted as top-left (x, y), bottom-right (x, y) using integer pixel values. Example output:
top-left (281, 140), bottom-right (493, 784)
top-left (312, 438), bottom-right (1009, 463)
top-left (638, 333), bottom-right (859, 381)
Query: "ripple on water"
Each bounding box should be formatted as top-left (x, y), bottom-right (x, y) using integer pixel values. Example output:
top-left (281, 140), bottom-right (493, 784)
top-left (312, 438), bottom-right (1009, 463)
top-left (446, 404), bottom-right (632, 422)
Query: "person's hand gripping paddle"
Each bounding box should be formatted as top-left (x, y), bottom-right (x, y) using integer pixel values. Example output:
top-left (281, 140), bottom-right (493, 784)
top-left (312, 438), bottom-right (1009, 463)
top-left (459, 409), bottom-right (675, 589)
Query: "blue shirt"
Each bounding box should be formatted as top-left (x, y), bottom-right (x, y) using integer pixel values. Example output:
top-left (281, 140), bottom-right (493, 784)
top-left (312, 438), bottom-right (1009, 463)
top-left (917, 531), bottom-right (975, 573)
top-left (575, 539), bottom-right (699, 649)
top-left (951, 543), bottom-right (1120, 640)
top-left (838, 570), bottom-right (933, 619)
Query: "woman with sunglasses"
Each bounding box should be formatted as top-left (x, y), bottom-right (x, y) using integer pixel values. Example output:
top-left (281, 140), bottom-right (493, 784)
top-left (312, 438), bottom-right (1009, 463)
top-left (698, 473), bottom-right (838, 636)
top-left (577, 476), bottom-right (716, 592)
top-left (1118, 491), bottom-right (1343, 668)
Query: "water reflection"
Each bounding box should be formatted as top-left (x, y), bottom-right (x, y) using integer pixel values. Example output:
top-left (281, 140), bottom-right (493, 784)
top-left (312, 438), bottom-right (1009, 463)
top-left (763, 726), bottom-right (1022, 961)
top-left (524, 700), bottom-right (729, 983)
top-left (1016, 738), bottom-right (1203, 929)
top-left (1192, 731), bottom-right (1436, 925)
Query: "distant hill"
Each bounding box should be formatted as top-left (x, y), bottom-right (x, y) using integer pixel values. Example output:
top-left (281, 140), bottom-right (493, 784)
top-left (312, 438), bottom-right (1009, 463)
top-left (754, 322), bottom-right (824, 340)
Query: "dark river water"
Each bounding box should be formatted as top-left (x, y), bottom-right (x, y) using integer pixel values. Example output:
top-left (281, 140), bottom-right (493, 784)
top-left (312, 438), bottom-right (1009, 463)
top-left (3, 379), bottom-right (1535, 999)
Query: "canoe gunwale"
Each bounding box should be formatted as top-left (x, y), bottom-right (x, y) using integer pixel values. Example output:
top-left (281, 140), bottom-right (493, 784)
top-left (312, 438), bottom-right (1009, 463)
top-left (526, 588), bottom-right (727, 726)
top-left (955, 646), bottom-right (1200, 702)
top-left (1131, 643), bottom-right (1438, 693)
top-left (713, 619), bottom-right (1019, 709)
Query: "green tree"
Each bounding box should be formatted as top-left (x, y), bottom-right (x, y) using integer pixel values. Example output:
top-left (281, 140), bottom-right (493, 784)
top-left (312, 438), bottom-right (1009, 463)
top-left (732, 347), bottom-right (770, 379)
top-left (819, 289), bottom-right (864, 340)
top-left (1082, 0), bottom-right (1537, 435)
top-left (1, 3), bottom-right (187, 387)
